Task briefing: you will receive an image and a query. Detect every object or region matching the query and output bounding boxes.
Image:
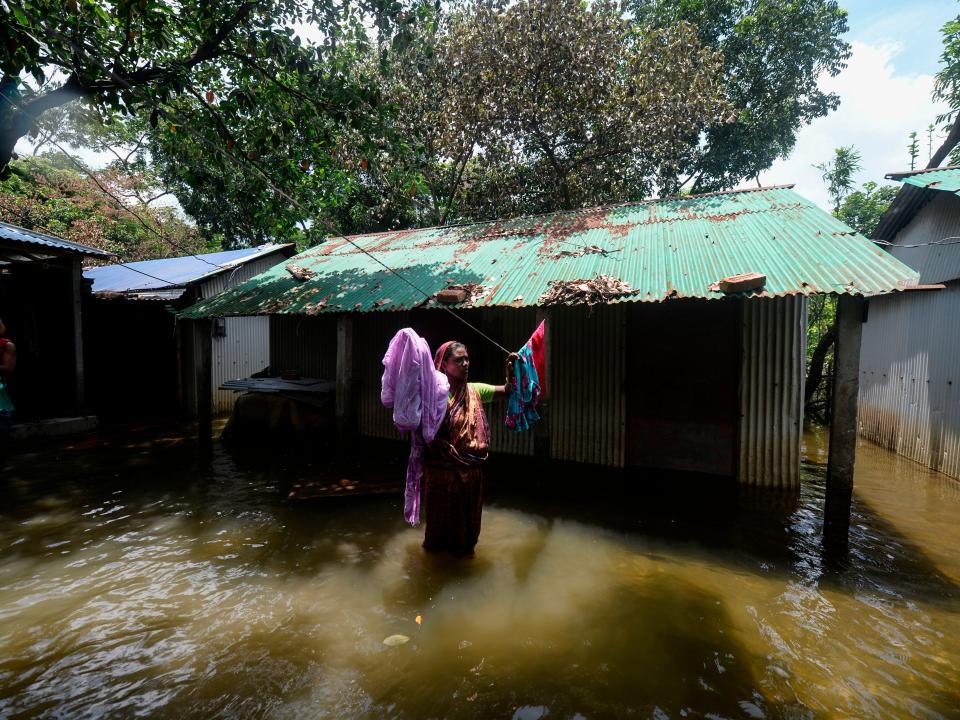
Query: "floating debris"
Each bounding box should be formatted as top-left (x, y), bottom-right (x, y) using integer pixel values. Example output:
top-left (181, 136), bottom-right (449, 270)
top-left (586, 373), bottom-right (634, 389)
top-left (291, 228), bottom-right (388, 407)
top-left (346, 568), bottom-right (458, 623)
top-left (383, 634), bottom-right (410, 646)
top-left (285, 263), bottom-right (316, 281)
top-left (539, 274), bottom-right (638, 306)
top-left (415, 614), bottom-right (423, 625)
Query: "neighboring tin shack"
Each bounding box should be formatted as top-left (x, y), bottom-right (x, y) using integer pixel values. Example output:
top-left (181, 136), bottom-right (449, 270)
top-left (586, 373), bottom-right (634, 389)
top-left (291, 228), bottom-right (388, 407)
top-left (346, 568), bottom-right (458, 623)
top-left (181, 186), bottom-right (918, 535)
top-left (0, 221), bottom-right (113, 426)
top-left (860, 166), bottom-right (960, 479)
top-left (84, 244), bottom-right (294, 419)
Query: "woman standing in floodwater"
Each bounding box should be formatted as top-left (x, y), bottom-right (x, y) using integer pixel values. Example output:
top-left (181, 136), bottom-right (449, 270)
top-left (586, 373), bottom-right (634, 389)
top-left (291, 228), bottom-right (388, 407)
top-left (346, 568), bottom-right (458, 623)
top-left (424, 342), bottom-right (514, 556)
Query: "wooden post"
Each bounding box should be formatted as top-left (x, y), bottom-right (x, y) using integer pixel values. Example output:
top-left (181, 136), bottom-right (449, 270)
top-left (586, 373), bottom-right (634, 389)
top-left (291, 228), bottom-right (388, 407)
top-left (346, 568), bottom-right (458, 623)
top-left (70, 257), bottom-right (86, 413)
top-left (195, 318), bottom-right (213, 448)
top-left (823, 295), bottom-right (865, 549)
top-left (534, 308), bottom-right (551, 461)
top-left (336, 315), bottom-right (354, 441)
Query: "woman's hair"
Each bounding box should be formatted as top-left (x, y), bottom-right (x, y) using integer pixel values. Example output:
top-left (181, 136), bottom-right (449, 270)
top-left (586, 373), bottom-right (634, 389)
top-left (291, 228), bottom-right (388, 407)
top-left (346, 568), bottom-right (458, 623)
top-left (441, 341), bottom-right (467, 364)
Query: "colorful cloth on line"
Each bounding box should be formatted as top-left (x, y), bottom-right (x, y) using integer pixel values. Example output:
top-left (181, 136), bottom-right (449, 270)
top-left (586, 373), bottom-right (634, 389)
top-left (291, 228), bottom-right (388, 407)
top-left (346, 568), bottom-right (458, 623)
top-left (381, 328), bottom-right (450, 526)
top-left (505, 321), bottom-right (545, 432)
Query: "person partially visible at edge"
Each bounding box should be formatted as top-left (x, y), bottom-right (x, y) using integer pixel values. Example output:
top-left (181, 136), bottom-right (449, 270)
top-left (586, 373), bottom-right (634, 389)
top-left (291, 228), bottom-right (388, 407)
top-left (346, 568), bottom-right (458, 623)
top-left (0, 316), bottom-right (16, 469)
top-left (424, 341), bottom-right (516, 556)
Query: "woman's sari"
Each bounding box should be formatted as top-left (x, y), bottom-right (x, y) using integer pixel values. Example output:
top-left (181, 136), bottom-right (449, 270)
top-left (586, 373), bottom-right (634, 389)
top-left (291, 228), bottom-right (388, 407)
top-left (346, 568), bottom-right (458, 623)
top-left (423, 342), bottom-right (491, 554)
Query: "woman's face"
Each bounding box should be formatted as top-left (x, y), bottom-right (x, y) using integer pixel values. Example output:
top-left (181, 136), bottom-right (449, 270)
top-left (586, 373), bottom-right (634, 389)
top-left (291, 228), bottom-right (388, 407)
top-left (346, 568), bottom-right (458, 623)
top-left (443, 346), bottom-right (470, 382)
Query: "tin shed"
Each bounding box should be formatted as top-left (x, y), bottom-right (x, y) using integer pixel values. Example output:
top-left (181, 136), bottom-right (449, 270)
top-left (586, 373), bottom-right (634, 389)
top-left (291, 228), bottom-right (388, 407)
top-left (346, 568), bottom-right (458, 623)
top-left (0, 221), bottom-right (113, 423)
top-left (181, 186), bottom-right (918, 536)
top-left (860, 166), bottom-right (960, 479)
top-left (84, 244), bottom-right (294, 418)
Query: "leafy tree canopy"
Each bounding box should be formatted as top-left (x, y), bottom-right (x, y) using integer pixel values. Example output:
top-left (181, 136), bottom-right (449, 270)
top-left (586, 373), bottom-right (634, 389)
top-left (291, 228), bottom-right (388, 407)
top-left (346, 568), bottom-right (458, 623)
top-left (628, 0), bottom-right (851, 192)
top-left (0, 152), bottom-right (211, 260)
top-left (814, 145), bottom-right (861, 212)
top-left (835, 180), bottom-right (898, 238)
top-left (369, 0), bottom-right (732, 225)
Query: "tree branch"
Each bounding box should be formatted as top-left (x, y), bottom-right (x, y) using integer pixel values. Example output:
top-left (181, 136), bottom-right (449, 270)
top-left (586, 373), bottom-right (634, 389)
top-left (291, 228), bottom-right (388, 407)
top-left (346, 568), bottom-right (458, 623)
top-left (1, 1), bottom-right (258, 172)
top-left (928, 112), bottom-right (960, 168)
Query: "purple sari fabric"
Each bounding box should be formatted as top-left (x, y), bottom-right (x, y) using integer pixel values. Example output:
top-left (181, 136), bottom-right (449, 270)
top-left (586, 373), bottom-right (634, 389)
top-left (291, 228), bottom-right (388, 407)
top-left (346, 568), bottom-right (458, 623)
top-left (381, 329), bottom-right (450, 525)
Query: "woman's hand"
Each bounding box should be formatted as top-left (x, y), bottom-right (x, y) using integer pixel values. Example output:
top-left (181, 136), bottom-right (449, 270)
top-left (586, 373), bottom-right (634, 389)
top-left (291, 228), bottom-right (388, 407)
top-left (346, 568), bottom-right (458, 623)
top-left (505, 352), bottom-right (519, 389)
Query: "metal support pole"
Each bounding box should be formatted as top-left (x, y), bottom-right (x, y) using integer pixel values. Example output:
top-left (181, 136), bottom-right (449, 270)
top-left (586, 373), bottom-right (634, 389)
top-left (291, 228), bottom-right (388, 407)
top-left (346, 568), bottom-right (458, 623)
top-left (823, 295), bottom-right (864, 550)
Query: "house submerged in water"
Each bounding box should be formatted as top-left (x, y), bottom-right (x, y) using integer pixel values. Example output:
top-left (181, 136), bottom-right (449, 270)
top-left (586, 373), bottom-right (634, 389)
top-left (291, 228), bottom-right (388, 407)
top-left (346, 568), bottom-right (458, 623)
top-left (181, 186), bottom-right (918, 540)
top-left (860, 167), bottom-right (960, 480)
top-left (0, 221), bottom-right (113, 435)
top-left (83, 244), bottom-right (294, 419)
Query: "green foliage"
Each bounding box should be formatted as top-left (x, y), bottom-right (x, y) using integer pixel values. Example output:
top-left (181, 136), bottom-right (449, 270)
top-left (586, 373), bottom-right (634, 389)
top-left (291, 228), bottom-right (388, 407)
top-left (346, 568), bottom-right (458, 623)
top-left (834, 181), bottom-right (898, 238)
top-left (0, 0), bottom-right (425, 246)
top-left (908, 131), bottom-right (920, 171)
top-left (628, 0), bottom-right (851, 192)
top-left (0, 153), bottom-right (212, 261)
top-left (814, 145), bottom-right (862, 212)
top-left (934, 14), bottom-right (960, 123)
top-left (375, 0), bottom-right (731, 224)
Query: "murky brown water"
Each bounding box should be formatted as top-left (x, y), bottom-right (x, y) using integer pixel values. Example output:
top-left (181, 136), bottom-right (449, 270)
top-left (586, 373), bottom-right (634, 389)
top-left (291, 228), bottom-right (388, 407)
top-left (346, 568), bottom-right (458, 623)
top-left (1, 426), bottom-right (958, 719)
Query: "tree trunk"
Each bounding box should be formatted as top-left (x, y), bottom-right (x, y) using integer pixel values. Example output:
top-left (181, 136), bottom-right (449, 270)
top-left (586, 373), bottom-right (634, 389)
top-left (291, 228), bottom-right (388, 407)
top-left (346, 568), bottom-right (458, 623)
top-left (805, 323), bottom-right (836, 409)
top-left (928, 112), bottom-right (960, 169)
top-left (0, 76), bottom-right (84, 174)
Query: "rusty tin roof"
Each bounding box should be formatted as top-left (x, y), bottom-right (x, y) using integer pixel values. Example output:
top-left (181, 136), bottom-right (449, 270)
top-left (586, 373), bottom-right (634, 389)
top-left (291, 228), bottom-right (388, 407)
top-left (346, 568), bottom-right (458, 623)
top-left (181, 185), bottom-right (919, 318)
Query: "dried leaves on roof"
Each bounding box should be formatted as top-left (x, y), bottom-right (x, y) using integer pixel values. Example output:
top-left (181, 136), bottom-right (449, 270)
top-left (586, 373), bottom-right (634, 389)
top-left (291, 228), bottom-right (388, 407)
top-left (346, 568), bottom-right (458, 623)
top-left (539, 274), bottom-right (638, 306)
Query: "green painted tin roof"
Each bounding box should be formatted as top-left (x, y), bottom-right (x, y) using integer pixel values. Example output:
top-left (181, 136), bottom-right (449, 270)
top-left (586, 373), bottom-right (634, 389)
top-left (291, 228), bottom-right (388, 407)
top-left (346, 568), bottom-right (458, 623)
top-left (887, 166), bottom-right (960, 193)
top-left (181, 185), bottom-right (919, 318)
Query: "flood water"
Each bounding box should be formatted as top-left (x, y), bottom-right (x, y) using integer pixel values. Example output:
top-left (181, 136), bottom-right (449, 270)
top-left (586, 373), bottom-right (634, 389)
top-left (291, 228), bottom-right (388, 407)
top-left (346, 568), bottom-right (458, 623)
top-left (1, 426), bottom-right (959, 719)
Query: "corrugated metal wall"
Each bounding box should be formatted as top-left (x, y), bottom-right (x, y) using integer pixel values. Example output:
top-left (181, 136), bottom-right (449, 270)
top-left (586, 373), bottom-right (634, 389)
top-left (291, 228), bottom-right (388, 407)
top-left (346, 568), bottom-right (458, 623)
top-left (269, 315), bottom-right (337, 378)
top-left (859, 283), bottom-right (960, 479)
top-left (888, 192), bottom-right (960, 285)
top-left (738, 296), bottom-right (807, 489)
top-left (184, 252), bottom-right (290, 416)
top-left (211, 317), bottom-right (270, 413)
top-left (355, 313), bottom-right (408, 440)
top-left (549, 305), bottom-right (626, 467)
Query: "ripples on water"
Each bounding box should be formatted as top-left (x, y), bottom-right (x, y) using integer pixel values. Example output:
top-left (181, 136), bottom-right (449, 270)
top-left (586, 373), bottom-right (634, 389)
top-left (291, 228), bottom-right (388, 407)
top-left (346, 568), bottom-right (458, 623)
top-left (0, 426), bottom-right (958, 719)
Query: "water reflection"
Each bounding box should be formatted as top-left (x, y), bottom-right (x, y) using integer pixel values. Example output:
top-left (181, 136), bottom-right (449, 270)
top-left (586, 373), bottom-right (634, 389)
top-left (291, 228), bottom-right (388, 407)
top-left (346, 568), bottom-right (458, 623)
top-left (0, 426), bottom-right (958, 718)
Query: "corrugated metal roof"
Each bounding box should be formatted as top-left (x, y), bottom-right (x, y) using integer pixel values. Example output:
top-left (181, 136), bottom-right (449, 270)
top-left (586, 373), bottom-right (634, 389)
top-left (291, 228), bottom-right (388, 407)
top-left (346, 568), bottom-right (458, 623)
top-left (887, 166), bottom-right (960, 192)
top-left (85, 244), bottom-right (292, 295)
top-left (875, 167), bottom-right (960, 242)
top-left (180, 186), bottom-right (920, 319)
top-left (0, 221), bottom-right (114, 257)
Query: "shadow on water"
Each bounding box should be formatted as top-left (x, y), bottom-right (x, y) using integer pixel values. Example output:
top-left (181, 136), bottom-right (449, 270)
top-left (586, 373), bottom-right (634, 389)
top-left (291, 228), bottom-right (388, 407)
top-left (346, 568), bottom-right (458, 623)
top-left (484, 454), bottom-right (960, 613)
top-left (358, 574), bottom-right (791, 720)
top-left (5, 427), bottom-right (960, 609)
top-left (2, 425), bottom-right (960, 718)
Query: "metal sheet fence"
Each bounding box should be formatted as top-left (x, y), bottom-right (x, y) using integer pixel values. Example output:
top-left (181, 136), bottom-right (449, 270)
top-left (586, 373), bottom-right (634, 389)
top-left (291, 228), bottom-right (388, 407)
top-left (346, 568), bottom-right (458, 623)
top-left (549, 305), bottom-right (626, 467)
top-left (738, 296), bottom-right (807, 488)
top-left (859, 283), bottom-right (960, 479)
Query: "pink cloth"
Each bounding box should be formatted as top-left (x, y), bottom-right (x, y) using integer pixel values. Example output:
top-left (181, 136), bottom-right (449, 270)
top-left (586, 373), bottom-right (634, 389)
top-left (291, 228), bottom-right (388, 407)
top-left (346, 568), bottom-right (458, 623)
top-left (381, 328), bottom-right (450, 525)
